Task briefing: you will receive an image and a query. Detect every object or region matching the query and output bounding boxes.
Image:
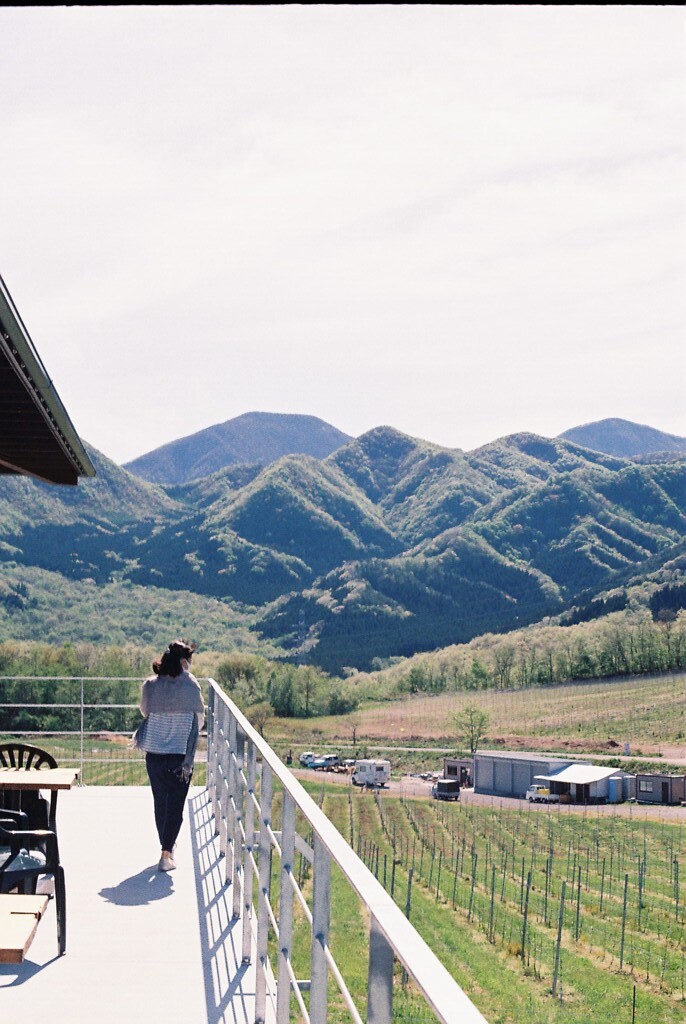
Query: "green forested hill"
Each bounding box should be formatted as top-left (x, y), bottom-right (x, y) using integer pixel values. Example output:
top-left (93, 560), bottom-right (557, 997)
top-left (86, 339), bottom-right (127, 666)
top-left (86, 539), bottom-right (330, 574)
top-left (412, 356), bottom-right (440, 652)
top-left (0, 427), bottom-right (683, 671)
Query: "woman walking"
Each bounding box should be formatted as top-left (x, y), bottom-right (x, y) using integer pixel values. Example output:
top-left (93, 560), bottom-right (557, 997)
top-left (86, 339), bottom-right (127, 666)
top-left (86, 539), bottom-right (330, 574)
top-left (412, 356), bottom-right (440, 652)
top-left (134, 639), bottom-right (205, 871)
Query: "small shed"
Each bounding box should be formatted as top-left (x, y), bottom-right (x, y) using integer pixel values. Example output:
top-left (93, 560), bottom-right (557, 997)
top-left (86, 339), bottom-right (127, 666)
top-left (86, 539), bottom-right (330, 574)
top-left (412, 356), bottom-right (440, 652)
top-left (633, 774), bottom-right (686, 806)
top-left (443, 757), bottom-right (473, 787)
top-left (535, 764), bottom-right (632, 804)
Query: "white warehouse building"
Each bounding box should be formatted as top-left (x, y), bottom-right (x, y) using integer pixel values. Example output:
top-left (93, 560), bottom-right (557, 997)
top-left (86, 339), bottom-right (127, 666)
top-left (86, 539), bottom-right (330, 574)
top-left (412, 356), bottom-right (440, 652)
top-left (473, 751), bottom-right (632, 804)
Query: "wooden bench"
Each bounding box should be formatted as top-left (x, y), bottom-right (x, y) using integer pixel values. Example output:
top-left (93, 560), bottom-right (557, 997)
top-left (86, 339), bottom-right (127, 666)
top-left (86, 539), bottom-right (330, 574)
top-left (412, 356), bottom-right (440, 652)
top-left (0, 893), bottom-right (49, 963)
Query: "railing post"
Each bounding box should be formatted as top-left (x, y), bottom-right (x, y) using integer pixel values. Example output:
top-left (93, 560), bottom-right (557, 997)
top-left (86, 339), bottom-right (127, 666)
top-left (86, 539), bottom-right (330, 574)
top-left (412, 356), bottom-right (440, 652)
top-left (217, 702), bottom-right (228, 857)
top-left (207, 685), bottom-right (216, 810)
top-left (242, 736), bottom-right (257, 964)
top-left (310, 833), bottom-right (331, 1024)
top-left (80, 679), bottom-right (85, 784)
top-left (276, 791), bottom-right (296, 1024)
top-left (255, 761), bottom-right (273, 1024)
top-left (230, 716), bottom-right (243, 914)
top-left (367, 915), bottom-right (394, 1024)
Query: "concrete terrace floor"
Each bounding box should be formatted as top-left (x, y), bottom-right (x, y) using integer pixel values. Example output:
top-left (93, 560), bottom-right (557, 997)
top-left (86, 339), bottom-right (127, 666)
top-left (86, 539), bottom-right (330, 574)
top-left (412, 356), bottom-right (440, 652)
top-left (0, 785), bottom-right (275, 1023)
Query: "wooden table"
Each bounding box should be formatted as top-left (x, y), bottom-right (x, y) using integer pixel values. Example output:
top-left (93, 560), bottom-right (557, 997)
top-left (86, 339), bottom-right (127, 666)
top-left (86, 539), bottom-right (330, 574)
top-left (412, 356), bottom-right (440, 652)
top-left (0, 767), bottom-right (80, 791)
top-left (0, 894), bottom-right (49, 963)
top-left (0, 767), bottom-right (79, 829)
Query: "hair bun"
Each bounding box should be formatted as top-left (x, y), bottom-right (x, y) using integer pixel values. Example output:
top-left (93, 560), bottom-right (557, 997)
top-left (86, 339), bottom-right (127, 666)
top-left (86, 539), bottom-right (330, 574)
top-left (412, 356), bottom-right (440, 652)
top-left (168, 639), bottom-right (196, 658)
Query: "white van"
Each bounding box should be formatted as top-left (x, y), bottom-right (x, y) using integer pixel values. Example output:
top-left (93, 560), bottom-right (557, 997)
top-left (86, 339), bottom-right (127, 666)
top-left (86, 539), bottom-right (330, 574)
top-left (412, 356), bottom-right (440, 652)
top-left (352, 759), bottom-right (391, 788)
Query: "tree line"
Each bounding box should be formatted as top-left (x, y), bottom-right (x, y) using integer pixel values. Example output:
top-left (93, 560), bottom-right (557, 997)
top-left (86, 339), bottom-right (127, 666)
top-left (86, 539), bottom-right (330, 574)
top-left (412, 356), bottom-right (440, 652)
top-left (361, 609), bottom-right (686, 700)
top-left (0, 641), bottom-right (358, 735)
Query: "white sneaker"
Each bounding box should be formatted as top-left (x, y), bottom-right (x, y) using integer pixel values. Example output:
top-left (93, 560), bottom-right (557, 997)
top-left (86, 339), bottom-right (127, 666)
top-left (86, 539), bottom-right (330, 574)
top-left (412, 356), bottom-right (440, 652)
top-left (158, 855), bottom-right (176, 872)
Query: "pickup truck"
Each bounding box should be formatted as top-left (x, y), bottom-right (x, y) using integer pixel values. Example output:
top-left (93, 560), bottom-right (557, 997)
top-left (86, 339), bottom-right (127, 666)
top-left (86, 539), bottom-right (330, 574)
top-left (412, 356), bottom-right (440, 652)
top-left (526, 784), bottom-right (560, 804)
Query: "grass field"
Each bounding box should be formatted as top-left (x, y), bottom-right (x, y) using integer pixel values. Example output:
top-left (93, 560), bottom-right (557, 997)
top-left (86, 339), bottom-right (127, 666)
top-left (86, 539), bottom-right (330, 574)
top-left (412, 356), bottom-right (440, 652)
top-left (288, 781), bottom-right (685, 1024)
top-left (265, 672), bottom-right (686, 763)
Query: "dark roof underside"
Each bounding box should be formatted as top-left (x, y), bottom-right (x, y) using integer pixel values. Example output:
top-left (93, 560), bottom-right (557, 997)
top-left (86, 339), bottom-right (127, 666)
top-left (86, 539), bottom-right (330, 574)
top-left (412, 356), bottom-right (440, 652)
top-left (0, 277), bottom-right (95, 485)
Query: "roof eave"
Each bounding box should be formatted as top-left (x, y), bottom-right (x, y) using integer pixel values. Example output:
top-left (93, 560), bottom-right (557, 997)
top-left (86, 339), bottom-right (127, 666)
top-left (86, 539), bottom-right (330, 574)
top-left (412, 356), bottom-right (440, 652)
top-left (0, 275), bottom-right (95, 481)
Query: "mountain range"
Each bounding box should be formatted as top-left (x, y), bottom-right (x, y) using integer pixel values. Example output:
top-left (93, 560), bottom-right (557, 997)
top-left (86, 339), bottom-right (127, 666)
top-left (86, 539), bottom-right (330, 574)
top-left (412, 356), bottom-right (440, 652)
top-left (124, 412), bottom-right (686, 485)
top-left (0, 414), bottom-right (683, 672)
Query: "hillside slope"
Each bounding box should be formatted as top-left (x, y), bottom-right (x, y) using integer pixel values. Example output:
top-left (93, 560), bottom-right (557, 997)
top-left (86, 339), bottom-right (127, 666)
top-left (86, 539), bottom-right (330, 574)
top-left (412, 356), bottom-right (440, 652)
top-left (559, 418), bottom-right (686, 458)
top-left (124, 411), bottom-right (351, 484)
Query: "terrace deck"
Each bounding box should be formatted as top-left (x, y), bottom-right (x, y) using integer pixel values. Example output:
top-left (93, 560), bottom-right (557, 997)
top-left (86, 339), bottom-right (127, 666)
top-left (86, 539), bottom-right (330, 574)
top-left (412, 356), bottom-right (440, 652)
top-left (0, 785), bottom-right (274, 1023)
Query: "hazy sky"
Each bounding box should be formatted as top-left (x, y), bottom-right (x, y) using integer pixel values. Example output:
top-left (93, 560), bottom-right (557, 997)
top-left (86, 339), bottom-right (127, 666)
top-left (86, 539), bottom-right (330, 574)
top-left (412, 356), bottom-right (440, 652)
top-left (2, 5), bottom-right (684, 464)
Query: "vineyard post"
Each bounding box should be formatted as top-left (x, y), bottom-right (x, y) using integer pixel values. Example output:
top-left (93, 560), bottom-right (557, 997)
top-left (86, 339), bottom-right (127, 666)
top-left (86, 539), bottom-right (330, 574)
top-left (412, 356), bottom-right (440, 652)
top-left (405, 867), bottom-right (413, 921)
top-left (620, 873), bottom-right (629, 970)
top-left (552, 880), bottom-right (567, 998)
top-left (575, 868), bottom-right (582, 942)
top-left (544, 856), bottom-right (550, 926)
top-left (468, 853), bottom-right (478, 922)
top-left (436, 850), bottom-right (443, 901)
top-left (521, 870), bottom-right (532, 959)
top-left (600, 857), bottom-right (606, 914)
top-left (637, 858), bottom-right (643, 931)
top-left (401, 867), bottom-right (414, 991)
top-left (520, 856), bottom-right (526, 911)
top-left (390, 858), bottom-right (396, 899)
top-left (488, 865), bottom-right (496, 943)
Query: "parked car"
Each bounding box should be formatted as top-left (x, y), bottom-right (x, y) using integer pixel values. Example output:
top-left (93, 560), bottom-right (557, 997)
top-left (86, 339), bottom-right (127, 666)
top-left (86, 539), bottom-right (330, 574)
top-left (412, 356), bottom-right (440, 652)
top-left (313, 754), bottom-right (341, 771)
top-left (299, 751), bottom-right (316, 766)
top-left (432, 779), bottom-right (460, 801)
top-left (526, 784), bottom-right (560, 804)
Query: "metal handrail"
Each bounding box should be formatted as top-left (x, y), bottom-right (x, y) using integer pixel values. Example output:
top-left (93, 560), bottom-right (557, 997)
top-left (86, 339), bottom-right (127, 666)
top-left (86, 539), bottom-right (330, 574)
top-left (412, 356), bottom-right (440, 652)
top-left (0, 676), bottom-right (207, 782)
top-left (207, 678), bottom-right (488, 1024)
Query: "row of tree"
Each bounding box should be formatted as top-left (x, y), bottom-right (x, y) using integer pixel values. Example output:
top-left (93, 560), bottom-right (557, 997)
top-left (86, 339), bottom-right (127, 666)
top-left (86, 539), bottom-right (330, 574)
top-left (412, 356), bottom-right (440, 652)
top-left (362, 609), bottom-right (686, 700)
top-left (213, 653), bottom-right (358, 732)
top-left (0, 642), bottom-right (356, 734)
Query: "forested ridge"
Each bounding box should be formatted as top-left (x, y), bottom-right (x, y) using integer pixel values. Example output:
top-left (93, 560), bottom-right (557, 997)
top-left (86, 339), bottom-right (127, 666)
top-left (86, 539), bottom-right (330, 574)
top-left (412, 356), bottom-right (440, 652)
top-left (0, 424), bottom-right (683, 672)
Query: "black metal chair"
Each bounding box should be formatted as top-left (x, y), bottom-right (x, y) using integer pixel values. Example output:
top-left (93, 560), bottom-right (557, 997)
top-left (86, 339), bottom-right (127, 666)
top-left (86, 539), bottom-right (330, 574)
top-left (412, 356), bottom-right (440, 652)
top-left (0, 742), bottom-right (58, 830)
top-left (0, 808), bottom-right (66, 956)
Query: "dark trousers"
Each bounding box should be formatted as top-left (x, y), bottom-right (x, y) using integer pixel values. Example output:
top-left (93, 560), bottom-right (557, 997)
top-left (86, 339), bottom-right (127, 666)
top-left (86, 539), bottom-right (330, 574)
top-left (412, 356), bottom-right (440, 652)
top-left (145, 753), bottom-right (191, 851)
